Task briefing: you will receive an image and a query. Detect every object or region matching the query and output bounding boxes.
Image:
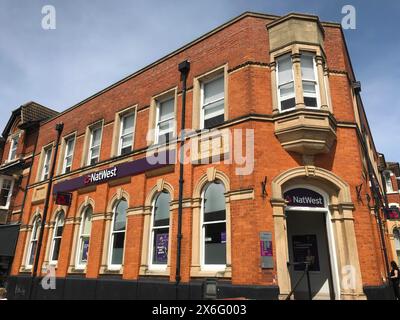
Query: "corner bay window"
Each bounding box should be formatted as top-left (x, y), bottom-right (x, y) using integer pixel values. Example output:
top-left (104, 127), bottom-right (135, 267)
top-left (119, 113), bottom-right (135, 156)
top-left (155, 98), bottom-right (175, 144)
top-left (201, 181), bottom-right (226, 268)
top-left (27, 216), bottom-right (41, 267)
top-left (276, 52), bottom-right (320, 111)
top-left (108, 199), bottom-right (127, 268)
top-left (88, 126), bottom-right (102, 165)
top-left (201, 75), bottom-right (225, 129)
top-left (62, 136), bottom-right (75, 174)
top-left (149, 191), bottom-right (171, 268)
top-left (50, 211), bottom-right (65, 264)
top-left (76, 206), bottom-right (92, 268)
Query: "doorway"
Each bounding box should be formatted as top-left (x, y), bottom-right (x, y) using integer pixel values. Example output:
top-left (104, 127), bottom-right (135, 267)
top-left (286, 210), bottom-right (335, 300)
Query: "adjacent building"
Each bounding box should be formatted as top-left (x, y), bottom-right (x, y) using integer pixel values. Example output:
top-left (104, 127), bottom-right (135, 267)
top-left (2, 12), bottom-right (396, 300)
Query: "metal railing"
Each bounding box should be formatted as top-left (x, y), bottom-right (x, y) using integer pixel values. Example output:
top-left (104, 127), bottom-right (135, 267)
top-left (285, 261), bottom-right (312, 300)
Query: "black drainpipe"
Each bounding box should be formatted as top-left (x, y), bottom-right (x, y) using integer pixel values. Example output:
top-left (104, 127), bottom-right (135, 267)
top-left (175, 60), bottom-right (190, 290)
top-left (29, 122), bottom-right (64, 299)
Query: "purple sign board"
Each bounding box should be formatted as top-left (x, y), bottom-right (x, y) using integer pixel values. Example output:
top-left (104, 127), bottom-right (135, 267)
top-left (260, 232), bottom-right (273, 268)
top-left (155, 233), bottom-right (169, 264)
top-left (53, 150), bottom-right (175, 194)
top-left (284, 188), bottom-right (325, 208)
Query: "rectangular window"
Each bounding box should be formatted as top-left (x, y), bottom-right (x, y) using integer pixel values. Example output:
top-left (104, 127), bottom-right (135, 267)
top-left (119, 113), bottom-right (135, 156)
top-left (8, 136), bottom-right (19, 161)
top-left (155, 97), bottom-right (175, 144)
top-left (277, 54), bottom-right (295, 112)
top-left (201, 75), bottom-right (225, 129)
top-left (0, 177), bottom-right (13, 208)
top-left (88, 125), bottom-right (102, 165)
top-left (41, 147), bottom-right (52, 181)
top-left (301, 53), bottom-right (319, 108)
top-left (62, 137), bottom-right (75, 174)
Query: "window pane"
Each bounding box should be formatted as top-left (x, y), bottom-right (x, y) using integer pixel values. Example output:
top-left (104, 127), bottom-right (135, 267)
top-left (80, 237), bottom-right (90, 263)
top-left (158, 120), bottom-right (174, 135)
top-left (304, 97), bottom-right (318, 108)
top-left (122, 114), bottom-right (135, 135)
top-left (111, 232), bottom-right (125, 265)
top-left (82, 208), bottom-right (92, 235)
top-left (51, 238), bottom-right (61, 261)
top-left (204, 114), bottom-right (224, 129)
top-left (0, 180), bottom-right (12, 207)
top-left (204, 77), bottom-right (224, 105)
top-left (159, 99), bottom-right (174, 121)
top-left (152, 229), bottom-right (169, 264)
top-left (32, 221), bottom-right (41, 239)
top-left (66, 138), bottom-right (75, 156)
top-left (92, 128), bottom-right (102, 147)
top-left (114, 200), bottom-right (127, 231)
top-left (303, 81), bottom-right (316, 94)
top-left (279, 82), bottom-right (295, 97)
top-left (278, 55), bottom-right (293, 85)
top-left (204, 223), bottom-right (226, 264)
top-left (204, 183), bottom-right (225, 214)
top-left (281, 98), bottom-right (296, 111)
top-left (154, 192), bottom-right (170, 227)
top-left (204, 100), bottom-right (224, 119)
top-left (301, 55), bottom-right (315, 80)
top-left (29, 241), bottom-right (37, 265)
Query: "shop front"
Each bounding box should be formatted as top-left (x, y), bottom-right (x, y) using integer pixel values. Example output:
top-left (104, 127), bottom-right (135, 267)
top-left (0, 224), bottom-right (20, 287)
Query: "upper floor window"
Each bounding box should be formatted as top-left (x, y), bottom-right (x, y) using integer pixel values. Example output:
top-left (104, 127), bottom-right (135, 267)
top-left (41, 147), bottom-right (52, 181)
top-left (108, 199), bottom-right (127, 269)
top-left (155, 98), bottom-right (175, 144)
top-left (88, 125), bottom-right (102, 165)
top-left (0, 176), bottom-right (14, 209)
top-left (301, 53), bottom-right (319, 108)
top-left (62, 136), bottom-right (75, 174)
top-left (384, 171), bottom-right (394, 193)
top-left (119, 113), bottom-right (135, 156)
top-left (8, 136), bottom-right (19, 161)
top-left (49, 211), bottom-right (65, 264)
top-left (149, 191), bottom-right (171, 269)
top-left (201, 181), bottom-right (226, 269)
top-left (76, 206), bottom-right (92, 269)
top-left (201, 75), bottom-right (225, 129)
top-left (277, 54), bottom-right (295, 112)
top-left (27, 216), bottom-right (41, 268)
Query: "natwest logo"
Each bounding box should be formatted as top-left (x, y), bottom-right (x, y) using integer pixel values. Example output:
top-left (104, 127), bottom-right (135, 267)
top-left (84, 167), bottom-right (118, 185)
top-left (283, 188), bottom-right (325, 208)
top-left (289, 195), bottom-right (323, 206)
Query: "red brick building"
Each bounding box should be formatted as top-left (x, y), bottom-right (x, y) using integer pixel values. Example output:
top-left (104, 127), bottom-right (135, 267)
top-left (3, 12), bottom-right (395, 300)
top-left (0, 102), bottom-right (58, 286)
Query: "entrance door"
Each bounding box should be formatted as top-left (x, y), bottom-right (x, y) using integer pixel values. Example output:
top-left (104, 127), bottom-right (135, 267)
top-left (286, 211), bottom-right (335, 300)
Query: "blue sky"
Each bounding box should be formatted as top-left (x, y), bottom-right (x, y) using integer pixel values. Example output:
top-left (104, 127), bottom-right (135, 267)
top-left (0, 0), bottom-right (399, 160)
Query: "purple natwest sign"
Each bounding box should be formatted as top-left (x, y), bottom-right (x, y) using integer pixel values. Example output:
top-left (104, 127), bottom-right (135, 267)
top-left (53, 150), bottom-right (175, 194)
top-left (284, 188), bottom-right (325, 208)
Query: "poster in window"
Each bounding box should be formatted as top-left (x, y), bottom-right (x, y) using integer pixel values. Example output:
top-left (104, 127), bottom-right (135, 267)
top-left (292, 234), bottom-right (320, 271)
top-left (155, 233), bottom-right (169, 264)
top-left (82, 240), bottom-right (89, 262)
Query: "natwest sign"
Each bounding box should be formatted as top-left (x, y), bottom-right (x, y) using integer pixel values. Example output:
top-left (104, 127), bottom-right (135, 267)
top-left (84, 167), bottom-right (118, 185)
top-left (284, 188), bottom-right (325, 208)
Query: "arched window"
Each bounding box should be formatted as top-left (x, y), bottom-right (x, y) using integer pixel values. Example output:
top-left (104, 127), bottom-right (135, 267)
top-left (76, 206), bottom-right (93, 269)
top-left (394, 228), bottom-right (400, 265)
top-left (384, 171), bottom-right (394, 193)
top-left (27, 216), bottom-right (41, 267)
top-left (49, 211), bottom-right (65, 264)
top-left (108, 199), bottom-right (127, 268)
top-left (149, 191), bottom-right (171, 269)
top-left (201, 181), bottom-right (226, 268)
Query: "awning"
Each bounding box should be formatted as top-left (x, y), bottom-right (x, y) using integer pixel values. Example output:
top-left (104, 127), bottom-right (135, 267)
top-left (0, 224), bottom-right (20, 256)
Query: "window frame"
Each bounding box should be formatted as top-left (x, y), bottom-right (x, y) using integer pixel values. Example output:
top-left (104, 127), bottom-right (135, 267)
top-left (75, 206), bottom-right (93, 270)
top-left (200, 74), bottom-right (225, 130)
top-left (8, 135), bottom-right (19, 161)
top-left (26, 216), bottom-right (41, 268)
top-left (384, 171), bottom-right (394, 193)
top-left (41, 147), bottom-right (53, 181)
top-left (148, 191), bottom-right (171, 271)
top-left (276, 53), bottom-right (296, 113)
top-left (49, 211), bottom-right (65, 265)
top-left (301, 52), bottom-right (321, 109)
top-left (200, 181), bottom-right (227, 272)
top-left (154, 97), bottom-right (175, 145)
top-left (87, 124), bottom-right (103, 166)
top-left (118, 113), bottom-right (136, 156)
top-left (0, 175), bottom-right (14, 210)
top-left (107, 199), bottom-right (127, 270)
top-left (62, 135), bottom-right (76, 174)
